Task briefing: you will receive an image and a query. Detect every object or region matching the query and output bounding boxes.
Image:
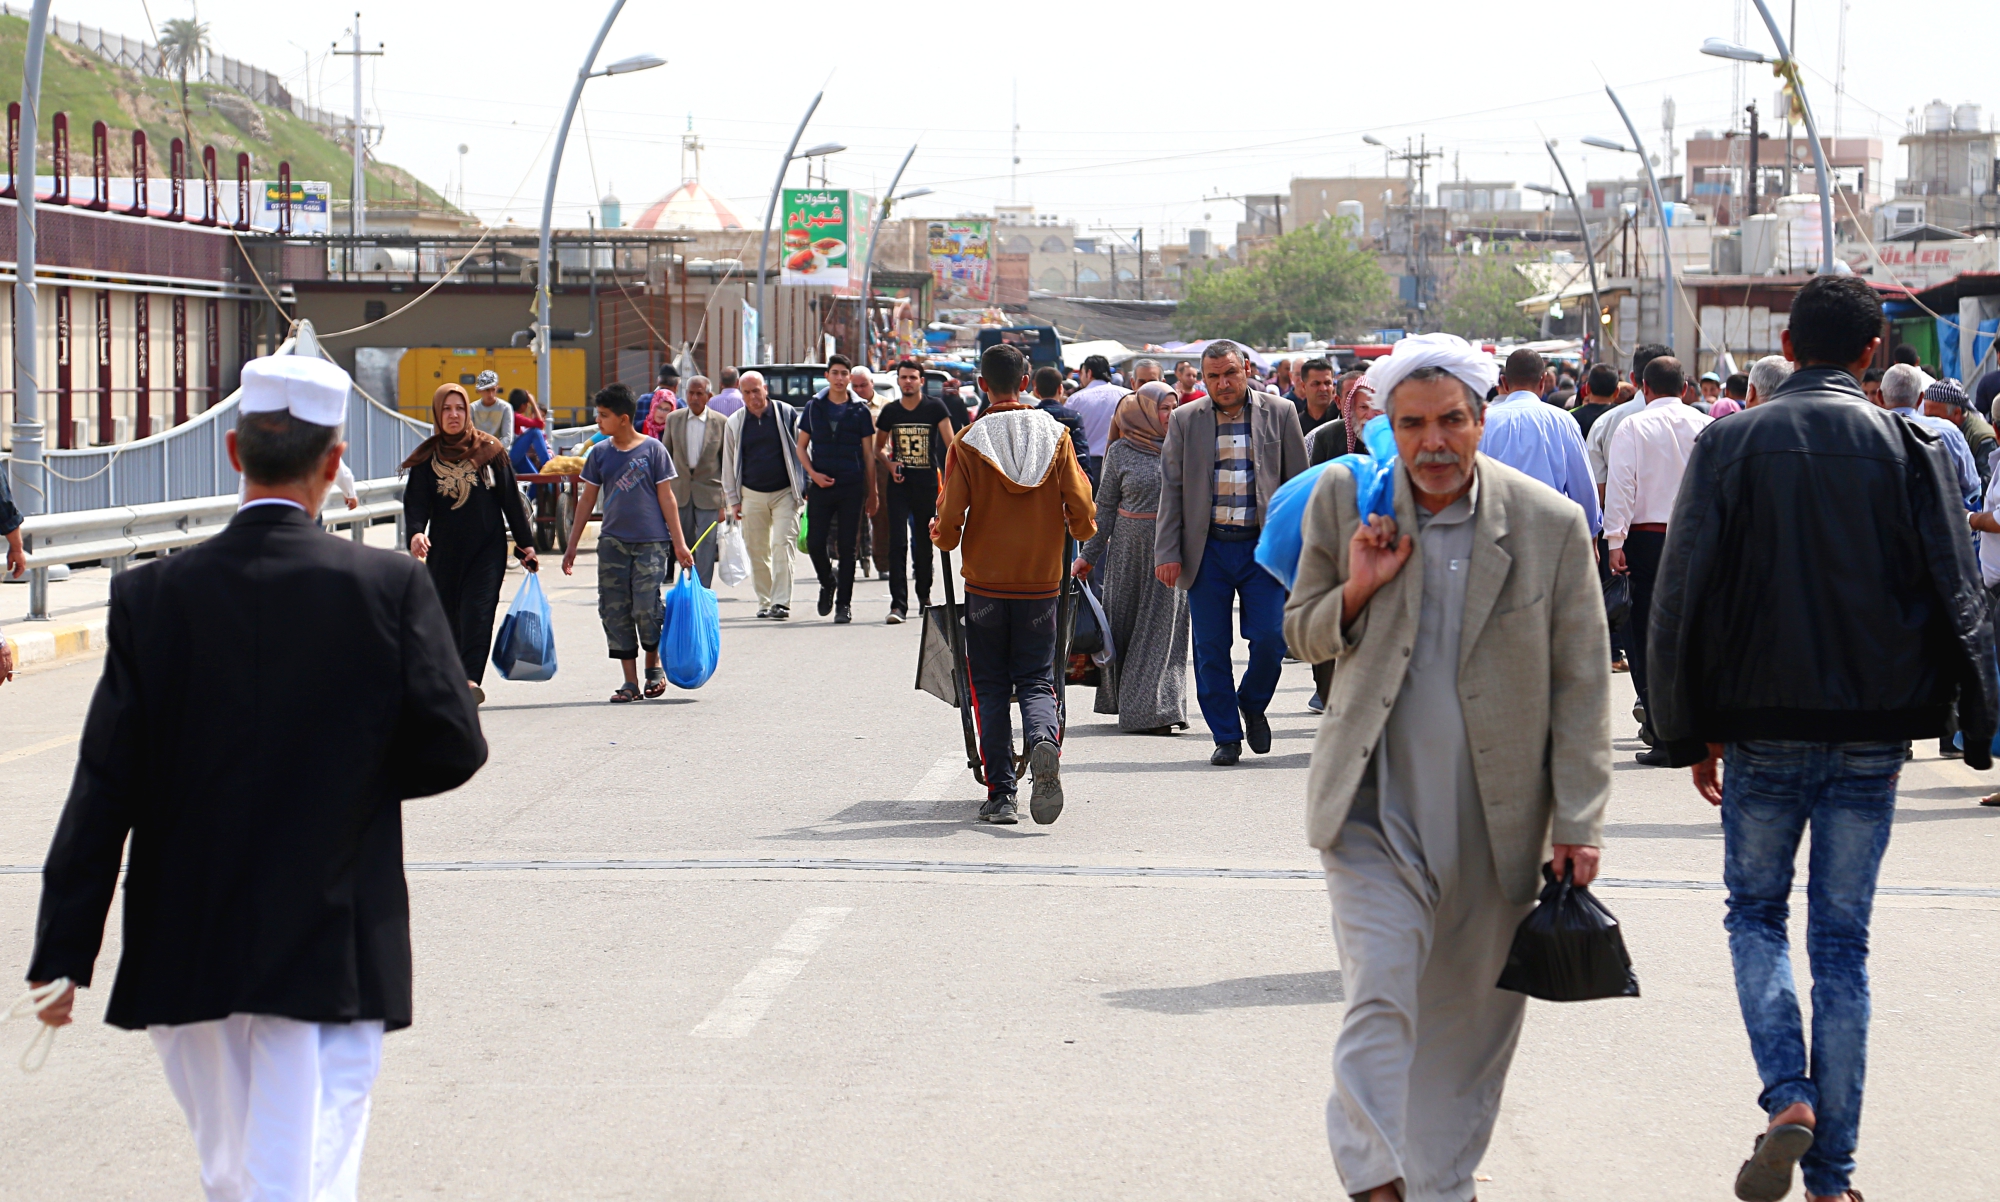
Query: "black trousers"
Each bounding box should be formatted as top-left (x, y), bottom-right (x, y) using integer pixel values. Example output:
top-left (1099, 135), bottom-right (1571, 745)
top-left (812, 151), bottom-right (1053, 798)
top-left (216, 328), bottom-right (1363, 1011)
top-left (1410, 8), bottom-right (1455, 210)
top-left (1621, 530), bottom-right (1667, 726)
top-left (965, 592), bottom-right (1060, 798)
top-left (427, 540), bottom-right (507, 685)
top-left (1313, 659), bottom-right (1335, 706)
top-left (1595, 534), bottom-right (1625, 660)
top-left (807, 482), bottom-right (863, 607)
top-left (885, 476), bottom-right (938, 611)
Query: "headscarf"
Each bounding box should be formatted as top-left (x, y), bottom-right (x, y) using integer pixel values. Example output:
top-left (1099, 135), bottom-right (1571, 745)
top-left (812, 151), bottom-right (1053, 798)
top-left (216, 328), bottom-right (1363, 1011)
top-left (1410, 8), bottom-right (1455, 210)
top-left (1110, 382), bottom-right (1176, 456)
top-left (402, 382), bottom-right (506, 504)
top-left (1338, 375), bottom-right (1376, 454)
top-left (1925, 377), bottom-right (1970, 410)
top-left (1360, 333), bottom-right (1500, 420)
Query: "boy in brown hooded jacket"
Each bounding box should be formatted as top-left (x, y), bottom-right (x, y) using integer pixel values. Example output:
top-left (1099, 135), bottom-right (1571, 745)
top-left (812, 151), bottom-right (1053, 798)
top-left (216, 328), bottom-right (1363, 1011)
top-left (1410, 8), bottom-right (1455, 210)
top-left (933, 343), bottom-right (1096, 824)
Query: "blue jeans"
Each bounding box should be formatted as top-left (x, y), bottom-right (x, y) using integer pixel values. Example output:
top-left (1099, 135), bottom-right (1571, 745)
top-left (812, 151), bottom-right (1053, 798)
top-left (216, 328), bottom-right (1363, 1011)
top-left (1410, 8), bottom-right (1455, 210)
top-left (1722, 739), bottom-right (1902, 1198)
top-left (1186, 537), bottom-right (1286, 745)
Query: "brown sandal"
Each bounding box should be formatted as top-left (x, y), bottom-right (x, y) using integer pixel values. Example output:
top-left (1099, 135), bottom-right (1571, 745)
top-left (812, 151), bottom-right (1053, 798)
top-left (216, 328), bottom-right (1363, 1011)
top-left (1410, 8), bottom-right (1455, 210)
top-left (643, 666), bottom-right (667, 698)
top-left (610, 681), bottom-right (641, 703)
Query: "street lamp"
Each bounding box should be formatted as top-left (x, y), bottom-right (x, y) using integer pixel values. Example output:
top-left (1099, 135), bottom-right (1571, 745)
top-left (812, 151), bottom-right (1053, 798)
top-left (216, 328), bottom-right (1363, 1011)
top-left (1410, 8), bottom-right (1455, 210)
top-left (9, 0), bottom-right (50, 539)
top-left (535, 0), bottom-right (663, 421)
top-left (1700, 0), bottom-right (1847, 276)
top-left (752, 90), bottom-right (848, 364)
top-left (857, 143), bottom-right (930, 368)
top-left (1590, 89), bottom-right (1677, 352)
top-left (1526, 163), bottom-right (1611, 365)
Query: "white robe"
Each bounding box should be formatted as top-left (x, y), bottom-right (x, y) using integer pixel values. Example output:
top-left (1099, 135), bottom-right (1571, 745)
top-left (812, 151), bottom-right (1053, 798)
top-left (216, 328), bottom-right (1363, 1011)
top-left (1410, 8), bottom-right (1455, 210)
top-left (151, 1014), bottom-right (383, 1202)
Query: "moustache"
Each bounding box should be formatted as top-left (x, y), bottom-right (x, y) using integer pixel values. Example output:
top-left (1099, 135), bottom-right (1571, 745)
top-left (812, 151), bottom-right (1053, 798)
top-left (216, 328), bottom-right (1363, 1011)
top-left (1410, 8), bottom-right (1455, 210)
top-left (1413, 450), bottom-right (1463, 466)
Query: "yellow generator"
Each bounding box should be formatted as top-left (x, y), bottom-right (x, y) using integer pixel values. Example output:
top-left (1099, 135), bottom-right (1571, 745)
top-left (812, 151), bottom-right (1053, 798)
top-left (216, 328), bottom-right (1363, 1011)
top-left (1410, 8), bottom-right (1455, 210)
top-left (398, 347), bottom-right (589, 427)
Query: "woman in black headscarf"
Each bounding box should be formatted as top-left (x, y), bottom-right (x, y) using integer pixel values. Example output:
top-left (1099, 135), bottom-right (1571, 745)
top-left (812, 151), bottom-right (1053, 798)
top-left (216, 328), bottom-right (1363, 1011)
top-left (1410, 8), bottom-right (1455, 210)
top-left (403, 382), bottom-right (537, 701)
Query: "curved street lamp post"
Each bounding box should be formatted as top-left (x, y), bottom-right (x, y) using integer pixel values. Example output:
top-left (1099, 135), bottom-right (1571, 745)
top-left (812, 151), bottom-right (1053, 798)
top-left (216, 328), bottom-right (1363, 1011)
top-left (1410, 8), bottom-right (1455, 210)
top-left (1526, 145), bottom-right (1611, 366)
top-left (752, 91), bottom-right (845, 364)
top-left (859, 143), bottom-right (929, 369)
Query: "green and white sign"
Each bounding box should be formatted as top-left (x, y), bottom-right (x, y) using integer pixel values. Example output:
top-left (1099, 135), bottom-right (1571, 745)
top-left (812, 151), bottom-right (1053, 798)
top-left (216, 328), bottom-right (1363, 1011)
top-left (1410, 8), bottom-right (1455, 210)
top-left (780, 188), bottom-right (871, 292)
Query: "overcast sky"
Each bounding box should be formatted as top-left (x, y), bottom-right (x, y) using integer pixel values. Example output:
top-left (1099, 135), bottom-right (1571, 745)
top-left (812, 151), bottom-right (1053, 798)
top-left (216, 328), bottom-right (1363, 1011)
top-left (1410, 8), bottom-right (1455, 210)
top-left (46, 0), bottom-right (1996, 246)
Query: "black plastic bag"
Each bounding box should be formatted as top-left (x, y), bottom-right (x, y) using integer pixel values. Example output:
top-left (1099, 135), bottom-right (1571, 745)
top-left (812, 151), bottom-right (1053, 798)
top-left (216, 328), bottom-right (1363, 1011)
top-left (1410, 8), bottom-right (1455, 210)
top-left (1603, 572), bottom-right (1632, 629)
top-left (1496, 863), bottom-right (1640, 1002)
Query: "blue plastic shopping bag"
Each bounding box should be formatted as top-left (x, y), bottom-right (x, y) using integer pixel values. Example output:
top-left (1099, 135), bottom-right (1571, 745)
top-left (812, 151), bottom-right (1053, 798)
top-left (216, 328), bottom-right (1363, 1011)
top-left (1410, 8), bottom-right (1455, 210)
top-left (490, 571), bottom-right (558, 682)
top-left (660, 569), bottom-right (721, 689)
top-left (1256, 415), bottom-right (1398, 591)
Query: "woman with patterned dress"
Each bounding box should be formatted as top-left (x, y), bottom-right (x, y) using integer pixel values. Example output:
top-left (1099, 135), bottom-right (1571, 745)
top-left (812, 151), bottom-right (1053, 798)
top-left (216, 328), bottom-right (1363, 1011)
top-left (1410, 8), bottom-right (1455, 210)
top-left (1072, 382), bottom-right (1190, 734)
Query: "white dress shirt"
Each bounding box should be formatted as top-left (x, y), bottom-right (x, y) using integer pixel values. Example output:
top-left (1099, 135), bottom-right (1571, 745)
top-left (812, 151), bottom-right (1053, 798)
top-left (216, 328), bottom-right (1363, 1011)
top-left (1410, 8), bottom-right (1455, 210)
top-left (1602, 396), bottom-right (1712, 547)
top-left (1584, 395), bottom-right (1646, 485)
top-left (686, 407), bottom-right (710, 463)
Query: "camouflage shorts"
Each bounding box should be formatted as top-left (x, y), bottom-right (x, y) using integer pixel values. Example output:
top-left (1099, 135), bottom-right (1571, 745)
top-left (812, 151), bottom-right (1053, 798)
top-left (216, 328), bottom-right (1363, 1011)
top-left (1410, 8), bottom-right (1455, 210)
top-left (598, 535), bottom-right (670, 659)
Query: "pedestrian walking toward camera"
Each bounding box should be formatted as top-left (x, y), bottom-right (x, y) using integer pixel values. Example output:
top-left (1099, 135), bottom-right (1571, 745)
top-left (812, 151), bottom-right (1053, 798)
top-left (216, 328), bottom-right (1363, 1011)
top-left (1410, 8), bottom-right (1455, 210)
top-left (468, 370), bottom-right (513, 448)
top-left (402, 383), bottom-right (539, 703)
top-left (1649, 275), bottom-right (1997, 1202)
top-left (1156, 341), bottom-right (1307, 765)
top-left (722, 371), bottom-right (806, 619)
top-left (24, 353), bottom-right (488, 1202)
top-left (1284, 333), bottom-right (1610, 1202)
top-left (561, 384), bottom-right (695, 701)
top-left (1074, 381), bottom-right (1189, 734)
top-left (661, 375), bottom-right (727, 588)
top-left (1292, 357), bottom-right (1340, 440)
top-left (932, 343), bottom-right (1095, 825)
top-left (1603, 355), bottom-right (1709, 763)
top-left (874, 358), bottom-right (956, 622)
top-left (797, 354), bottom-right (879, 624)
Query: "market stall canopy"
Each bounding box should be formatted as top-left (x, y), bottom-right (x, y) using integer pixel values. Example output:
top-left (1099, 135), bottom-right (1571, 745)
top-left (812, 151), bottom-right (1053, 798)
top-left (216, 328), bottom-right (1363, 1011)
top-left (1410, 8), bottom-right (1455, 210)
top-left (1061, 339), bottom-right (1138, 369)
top-left (1156, 339), bottom-right (1271, 371)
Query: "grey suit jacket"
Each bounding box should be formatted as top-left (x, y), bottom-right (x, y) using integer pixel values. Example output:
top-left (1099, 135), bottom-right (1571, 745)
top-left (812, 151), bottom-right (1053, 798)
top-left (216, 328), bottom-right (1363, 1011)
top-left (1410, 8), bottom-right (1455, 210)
top-left (1282, 455), bottom-right (1611, 905)
top-left (1155, 390), bottom-right (1308, 588)
top-left (661, 407), bottom-right (727, 510)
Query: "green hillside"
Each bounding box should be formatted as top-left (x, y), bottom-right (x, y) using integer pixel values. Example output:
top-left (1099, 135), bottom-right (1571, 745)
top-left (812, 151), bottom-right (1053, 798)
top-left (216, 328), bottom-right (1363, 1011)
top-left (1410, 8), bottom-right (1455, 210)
top-left (0, 14), bottom-right (446, 208)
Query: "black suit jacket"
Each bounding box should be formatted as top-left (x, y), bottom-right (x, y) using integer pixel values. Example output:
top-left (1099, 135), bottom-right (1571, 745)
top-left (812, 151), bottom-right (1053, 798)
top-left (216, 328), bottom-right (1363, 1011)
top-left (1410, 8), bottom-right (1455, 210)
top-left (28, 504), bottom-right (487, 1030)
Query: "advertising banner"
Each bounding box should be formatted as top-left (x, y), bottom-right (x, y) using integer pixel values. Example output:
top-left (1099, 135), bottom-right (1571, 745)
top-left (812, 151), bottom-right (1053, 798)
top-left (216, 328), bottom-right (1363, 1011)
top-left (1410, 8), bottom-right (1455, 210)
top-left (781, 188), bottom-right (869, 291)
top-left (928, 219), bottom-right (990, 308)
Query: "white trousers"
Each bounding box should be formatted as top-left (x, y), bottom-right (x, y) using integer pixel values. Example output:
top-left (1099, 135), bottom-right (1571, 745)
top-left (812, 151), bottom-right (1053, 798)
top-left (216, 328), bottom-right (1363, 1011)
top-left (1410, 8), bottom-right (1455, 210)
top-left (151, 1014), bottom-right (384, 1202)
top-left (739, 486), bottom-right (800, 608)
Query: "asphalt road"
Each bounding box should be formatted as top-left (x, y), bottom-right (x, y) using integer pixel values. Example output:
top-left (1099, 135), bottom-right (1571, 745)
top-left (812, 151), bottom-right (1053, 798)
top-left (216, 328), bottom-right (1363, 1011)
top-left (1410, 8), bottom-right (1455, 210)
top-left (2, 549), bottom-right (1997, 1199)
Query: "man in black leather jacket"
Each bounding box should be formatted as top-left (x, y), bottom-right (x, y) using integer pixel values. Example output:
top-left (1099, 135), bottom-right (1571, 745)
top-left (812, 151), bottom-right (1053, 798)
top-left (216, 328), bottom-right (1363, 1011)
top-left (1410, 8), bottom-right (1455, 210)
top-left (1649, 275), bottom-right (1997, 1202)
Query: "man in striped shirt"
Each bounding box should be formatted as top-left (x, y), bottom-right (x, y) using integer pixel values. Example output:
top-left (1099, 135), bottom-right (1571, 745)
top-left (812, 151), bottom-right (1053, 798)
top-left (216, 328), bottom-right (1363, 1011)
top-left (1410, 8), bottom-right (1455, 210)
top-left (1157, 342), bottom-right (1309, 765)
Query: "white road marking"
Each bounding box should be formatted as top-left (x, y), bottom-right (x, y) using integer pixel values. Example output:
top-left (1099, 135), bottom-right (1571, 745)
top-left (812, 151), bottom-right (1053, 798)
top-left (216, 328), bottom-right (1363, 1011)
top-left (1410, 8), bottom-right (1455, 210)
top-left (690, 906), bottom-right (852, 1039)
top-left (904, 753), bottom-right (970, 802)
top-left (0, 734), bottom-right (79, 766)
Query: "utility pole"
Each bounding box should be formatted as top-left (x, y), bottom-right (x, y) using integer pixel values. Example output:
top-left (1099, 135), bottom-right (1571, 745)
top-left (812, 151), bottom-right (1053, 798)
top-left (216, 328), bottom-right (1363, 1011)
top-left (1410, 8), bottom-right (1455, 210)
top-left (1010, 80), bottom-right (1019, 203)
top-left (331, 14), bottom-right (382, 237)
top-left (1746, 102), bottom-right (1761, 218)
top-left (11, 0), bottom-right (50, 543)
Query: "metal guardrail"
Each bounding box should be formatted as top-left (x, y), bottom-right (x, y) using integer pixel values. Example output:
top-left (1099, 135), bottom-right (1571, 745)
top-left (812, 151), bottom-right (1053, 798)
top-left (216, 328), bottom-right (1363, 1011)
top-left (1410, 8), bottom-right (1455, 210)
top-left (17, 477), bottom-right (409, 620)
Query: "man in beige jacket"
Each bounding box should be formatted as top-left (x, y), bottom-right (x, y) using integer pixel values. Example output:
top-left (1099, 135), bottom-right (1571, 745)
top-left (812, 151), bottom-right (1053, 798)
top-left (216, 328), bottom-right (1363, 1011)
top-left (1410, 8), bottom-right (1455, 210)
top-left (1283, 334), bottom-right (1611, 1202)
top-left (661, 376), bottom-right (727, 588)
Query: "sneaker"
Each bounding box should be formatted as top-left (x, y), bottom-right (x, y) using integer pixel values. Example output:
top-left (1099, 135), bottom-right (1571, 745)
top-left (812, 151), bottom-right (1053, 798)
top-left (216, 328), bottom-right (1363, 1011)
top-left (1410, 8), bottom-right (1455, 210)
top-left (1027, 740), bottom-right (1064, 825)
top-left (887, 607), bottom-right (907, 625)
top-left (1241, 705), bottom-right (1272, 754)
top-left (818, 586), bottom-right (834, 616)
top-left (834, 605), bottom-right (852, 624)
top-left (1307, 694), bottom-right (1326, 715)
top-left (755, 607), bottom-right (772, 620)
top-left (981, 795), bottom-right (1019, 824)
top-left (1210, 741), bottom-right (1242, 766)
top-left (770, 604), bottom-right (791, 621)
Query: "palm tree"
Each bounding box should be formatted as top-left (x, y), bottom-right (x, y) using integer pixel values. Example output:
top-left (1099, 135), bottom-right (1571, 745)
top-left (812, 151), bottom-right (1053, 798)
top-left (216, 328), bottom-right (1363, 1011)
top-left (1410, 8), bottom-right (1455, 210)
top-left (156, 16), bottom-right (210, 119)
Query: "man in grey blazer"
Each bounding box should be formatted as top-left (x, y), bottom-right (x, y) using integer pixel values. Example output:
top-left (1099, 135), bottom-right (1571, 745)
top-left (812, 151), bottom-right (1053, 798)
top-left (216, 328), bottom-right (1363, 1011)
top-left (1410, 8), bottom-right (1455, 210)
top-left (1156, 342), bottom-right (1308, 764)
top-left (1283, 335), bottom-right (1611, 1202)
top-left (661, 376), bottom-right (728, 587)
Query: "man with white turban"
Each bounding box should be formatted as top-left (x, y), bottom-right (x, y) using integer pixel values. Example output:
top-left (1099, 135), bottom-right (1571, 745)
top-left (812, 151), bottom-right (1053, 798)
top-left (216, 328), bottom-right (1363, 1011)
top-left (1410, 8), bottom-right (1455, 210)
top-left (1284, 333), bottom-right (1612, 1202)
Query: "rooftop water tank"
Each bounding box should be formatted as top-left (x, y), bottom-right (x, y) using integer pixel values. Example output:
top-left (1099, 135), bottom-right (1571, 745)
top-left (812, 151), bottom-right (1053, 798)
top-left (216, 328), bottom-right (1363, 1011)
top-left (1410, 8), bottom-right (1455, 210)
top-left (1926, 100), bottom-right (1954, 133)
top-left (1955, 103), bottom-right (1983, 133)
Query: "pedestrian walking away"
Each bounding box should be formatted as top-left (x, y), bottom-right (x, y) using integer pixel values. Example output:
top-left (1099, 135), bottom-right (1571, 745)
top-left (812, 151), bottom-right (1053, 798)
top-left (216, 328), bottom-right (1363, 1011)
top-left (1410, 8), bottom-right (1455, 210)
top-left (797, 354), bottom-right (880, 624)
top-left (1074, 381), bottom-right (1190, 734)
top-left (1877, 365), bottom-right (1982, 508)
top-left (874, 357), bottom-right (956, 623)
top-left (24, 352), bottom-right (489, 1202)
top-left (661, 375), bottom-right (728, 588)
top-left (1068, 354), bottom-right (1128, 485)
top-left (932, 342), bottom-right (1096, 825)
top-left (1283, 332), bottom-right (1611, 1202)
top-left (1603, 354), bottom-right (1709, 763)
top-left (1480, 347), bottom-right (1601, 535)
top-left (402, 382), bottom-right (539, 703)
top-left (1744, 355), bottom-right (1793, 409)
top-left (561, 384), bottom-right (695, 702)
top-left (1648, 275), bottom-right (1998, 1202)
top-left (707, 366), bottom-right (746, 417)
top-left (1156, 340), bottom-right (1307, 764)
top-left (1030, 364), bottom-right (1090, 463)
top-left (722, 370), bottom-right (806, 619)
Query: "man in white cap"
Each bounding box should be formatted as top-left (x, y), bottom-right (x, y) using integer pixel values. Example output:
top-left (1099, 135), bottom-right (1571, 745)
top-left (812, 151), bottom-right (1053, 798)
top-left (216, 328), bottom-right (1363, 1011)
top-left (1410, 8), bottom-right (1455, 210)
top-left (469, 369), bottom-right (514, 448)
top-left (22, 351), bottom-right (486, 1201)
top-left (1284, 332), bottom-right (1611, 1202)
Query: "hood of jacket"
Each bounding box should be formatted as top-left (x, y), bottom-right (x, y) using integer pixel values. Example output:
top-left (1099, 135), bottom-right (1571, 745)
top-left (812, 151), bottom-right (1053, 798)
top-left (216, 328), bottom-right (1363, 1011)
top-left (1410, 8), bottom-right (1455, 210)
top-left (957, 405), bottom-right (1061, 493)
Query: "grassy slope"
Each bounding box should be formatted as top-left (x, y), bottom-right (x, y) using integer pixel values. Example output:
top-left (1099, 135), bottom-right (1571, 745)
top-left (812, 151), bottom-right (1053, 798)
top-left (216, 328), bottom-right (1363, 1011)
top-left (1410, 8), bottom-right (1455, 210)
top-left (0, 15), bottom-right (447, 208)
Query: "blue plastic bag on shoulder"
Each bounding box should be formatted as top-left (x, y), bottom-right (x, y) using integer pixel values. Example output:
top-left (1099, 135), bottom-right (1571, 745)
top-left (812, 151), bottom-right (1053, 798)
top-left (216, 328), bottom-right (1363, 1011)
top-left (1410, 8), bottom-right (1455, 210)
top-left (490, 571), bottom-right (558, 682)
top-left (1256, 415), bottom-right (1398, 591)
top-left (660, 569), bottom-right (721, 689)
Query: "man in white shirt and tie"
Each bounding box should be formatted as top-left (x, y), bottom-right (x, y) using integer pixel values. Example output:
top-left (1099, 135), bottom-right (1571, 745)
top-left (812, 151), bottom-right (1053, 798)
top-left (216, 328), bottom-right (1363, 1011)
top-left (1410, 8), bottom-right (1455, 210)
top-left (1604, 354), bottom-right (1710, 766)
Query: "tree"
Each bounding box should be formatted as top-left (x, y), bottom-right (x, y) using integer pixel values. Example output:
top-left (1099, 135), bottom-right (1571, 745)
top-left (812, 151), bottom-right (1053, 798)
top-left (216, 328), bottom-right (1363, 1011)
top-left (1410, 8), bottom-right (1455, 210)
top-left (157, 17), bottom-right (211, 121)
top-left (1432, 253), bottom-right (1537, 342)
top-left (1175, 220), bottom-right (1392, 345)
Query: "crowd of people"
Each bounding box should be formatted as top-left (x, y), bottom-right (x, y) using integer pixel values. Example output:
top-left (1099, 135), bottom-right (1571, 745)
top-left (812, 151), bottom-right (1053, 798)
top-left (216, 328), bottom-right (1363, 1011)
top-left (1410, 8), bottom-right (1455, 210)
top-left (14, 272), bottom-right (2000, 1202)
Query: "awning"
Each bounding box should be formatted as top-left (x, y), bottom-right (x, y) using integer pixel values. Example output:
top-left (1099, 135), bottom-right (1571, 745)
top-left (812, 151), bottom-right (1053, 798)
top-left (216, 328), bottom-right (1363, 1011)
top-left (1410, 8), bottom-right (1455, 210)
top-left (1061, 339), bottom-right (1139, 369)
